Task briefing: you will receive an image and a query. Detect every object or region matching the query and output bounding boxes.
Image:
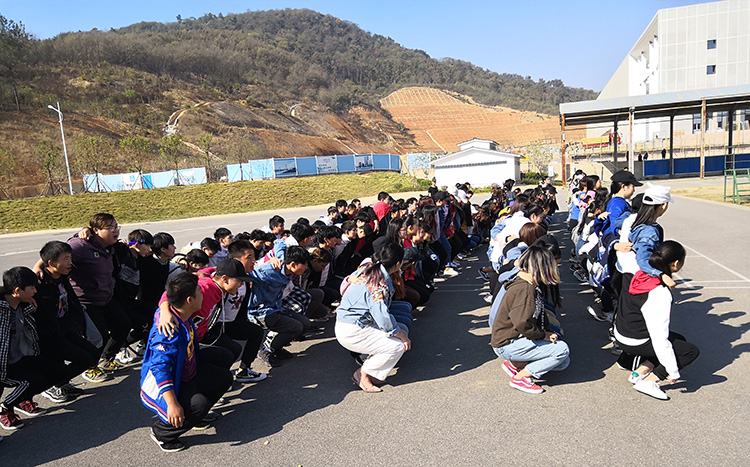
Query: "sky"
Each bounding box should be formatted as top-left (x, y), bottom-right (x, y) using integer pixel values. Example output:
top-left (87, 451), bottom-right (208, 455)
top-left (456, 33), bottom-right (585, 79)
top-left (1, 0), bottom-right (710, 91)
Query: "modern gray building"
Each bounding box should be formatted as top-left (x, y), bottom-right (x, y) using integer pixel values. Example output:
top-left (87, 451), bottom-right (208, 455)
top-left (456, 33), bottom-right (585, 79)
top-left (591, 0), bottom-right (750, 143)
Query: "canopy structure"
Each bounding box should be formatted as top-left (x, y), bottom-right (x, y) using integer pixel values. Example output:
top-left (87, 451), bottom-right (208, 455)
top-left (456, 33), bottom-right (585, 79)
top-left (558, 85), bottom-right (750, 183)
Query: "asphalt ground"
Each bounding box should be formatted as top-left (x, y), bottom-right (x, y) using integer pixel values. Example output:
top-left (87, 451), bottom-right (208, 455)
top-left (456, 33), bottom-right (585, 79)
top-left (0, 186), bottom-right (749, 466)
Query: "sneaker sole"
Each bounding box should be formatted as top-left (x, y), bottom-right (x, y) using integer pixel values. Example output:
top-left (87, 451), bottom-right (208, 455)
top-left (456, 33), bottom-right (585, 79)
top-left (587, 307), bottom-right (608, 322)
top-left (236, 375), bottom-right (268, 383)
top-left (42, 391), bottom-right (69, 404)
top-left (150, 431), bottom-right (186, 452)
top-left (14, 408), bottom-right (45, 418)
top-left (634, 385), bottom-right (669, 400)
top-left (1, 421), bottom-right (24, 430)
top-left (509, 381), bottom-right (544, 394)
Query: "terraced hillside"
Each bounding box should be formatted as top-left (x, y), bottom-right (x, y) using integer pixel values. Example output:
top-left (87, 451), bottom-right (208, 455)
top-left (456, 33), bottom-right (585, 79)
top-left (380, 87), bottom-right (586, 152)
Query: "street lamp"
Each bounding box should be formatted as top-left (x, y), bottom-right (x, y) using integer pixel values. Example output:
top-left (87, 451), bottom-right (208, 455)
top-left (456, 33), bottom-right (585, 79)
top-left (47, 101), bottom-right (74, 195)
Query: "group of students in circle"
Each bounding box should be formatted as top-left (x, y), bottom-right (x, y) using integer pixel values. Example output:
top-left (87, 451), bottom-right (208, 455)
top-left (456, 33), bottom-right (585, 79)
top-left (0, 188), bottom-right (488, 451)
top-left (484, 170), bottom-right (699, 399)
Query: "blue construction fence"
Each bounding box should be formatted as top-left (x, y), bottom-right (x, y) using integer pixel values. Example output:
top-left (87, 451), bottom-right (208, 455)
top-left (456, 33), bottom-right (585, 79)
top-left (83, 167), bottom-right (207, 192)
top-left (226, 154), bottom-right (401, 182)
top-left (644, 153), bottom-right (750, 177)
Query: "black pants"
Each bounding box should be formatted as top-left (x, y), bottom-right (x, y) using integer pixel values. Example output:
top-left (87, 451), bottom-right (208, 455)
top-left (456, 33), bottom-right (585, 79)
top-left (259, 312), bottom-right (305, 351)
top-left (429, 241), bottom-right (448, 270)
top-left (151, 360), bottom-right (233, 443)
top-left (222, 316), bottom-right (264, 367)
top-left (40, 331), bottom-right (100, 386)
top-left (86, 299), bottom-right (132, 361)
top-left (405, 278), bottom-right (433, 306)
top-left (617, 332), bottom-right (700, 380)
top-left (125, 299), bottom-right (155, 346)
top-left (3, 356), bottom-right (67, 408)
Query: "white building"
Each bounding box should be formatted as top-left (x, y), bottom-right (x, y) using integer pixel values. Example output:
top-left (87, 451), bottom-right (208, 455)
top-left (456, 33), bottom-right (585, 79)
top-left (591, 0), bottom-right (750, 142)
top-left (431, 138), bottom-right (521, 188)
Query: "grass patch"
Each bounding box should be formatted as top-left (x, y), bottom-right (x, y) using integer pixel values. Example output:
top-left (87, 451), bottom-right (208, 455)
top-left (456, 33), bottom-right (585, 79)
top-left (0, 172), bottom-right (423, 233)
top-left (672, 185), bottom-right (750, 206)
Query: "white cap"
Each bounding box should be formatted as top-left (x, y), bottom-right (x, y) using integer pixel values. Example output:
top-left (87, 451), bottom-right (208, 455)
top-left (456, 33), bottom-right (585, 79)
top-left (642, 183), bottom-right (674, 205)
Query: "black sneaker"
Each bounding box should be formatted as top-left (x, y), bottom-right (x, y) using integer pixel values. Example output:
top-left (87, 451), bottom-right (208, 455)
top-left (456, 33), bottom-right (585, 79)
top-left (42, 386), bottom-right (70, 404)
top-left (350, 351), bottom-right (364, 366)
top-left (61, 383), bottom-right (84, 398)
top-left (149, 429), bottom-right (185, 452)
top-left (202, 410), bottom-right (219, 423)
top-left (257, 349), bottom-right (281, 367)
top-left (273, 348), bottom-right (295, 360)
top-left (587, 306), bottom-right (608, 322)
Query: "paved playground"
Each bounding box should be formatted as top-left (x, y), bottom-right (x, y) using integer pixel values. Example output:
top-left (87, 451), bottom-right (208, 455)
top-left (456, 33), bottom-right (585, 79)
top-left (0, 186), bottom-right (748, 466)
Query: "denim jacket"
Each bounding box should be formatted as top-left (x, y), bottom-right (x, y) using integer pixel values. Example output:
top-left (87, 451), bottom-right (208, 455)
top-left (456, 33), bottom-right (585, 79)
top-left (247, 261), bottom-right (291, 319)
top-left (629, 223), bottom-right (664, 278)
top-left (336, 265), bottom-right (399, 337)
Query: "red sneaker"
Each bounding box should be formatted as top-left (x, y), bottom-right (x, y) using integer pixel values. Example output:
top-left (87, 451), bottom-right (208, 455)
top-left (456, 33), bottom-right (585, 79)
top-left (502, 360), bottom-right (519, 377)
top-left (15, 400), bottom-right (47, 418)
top-left (0, 409), bottom-right (24, 430)
top-left (509, 376), bottom-right (544, 394)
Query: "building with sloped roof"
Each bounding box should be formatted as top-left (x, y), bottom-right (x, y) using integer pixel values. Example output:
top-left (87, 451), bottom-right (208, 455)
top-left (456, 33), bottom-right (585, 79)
top-left (430, 138), bottom-right (521, 188)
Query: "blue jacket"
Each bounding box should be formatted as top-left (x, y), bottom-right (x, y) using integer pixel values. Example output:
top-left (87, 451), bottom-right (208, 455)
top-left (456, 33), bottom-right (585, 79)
top-left (140, 309), bottom-right (196, 424)
top-left (629, 223), bottom-right (664, 278)
top-left (247, 250), bottom-right (292, 319)
top-left (602, 197), bottom-right (631, 238)
top-left (336, 265), bottom-right (399, 337)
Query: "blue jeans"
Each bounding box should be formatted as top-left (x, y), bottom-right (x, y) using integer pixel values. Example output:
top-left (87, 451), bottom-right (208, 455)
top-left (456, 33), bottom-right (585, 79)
top-left (389, 300), bottom-right (413, 330)
top-left (493, 337), bottom-right (570, 379)
top-left (438, 233), bottom-right (452, 264)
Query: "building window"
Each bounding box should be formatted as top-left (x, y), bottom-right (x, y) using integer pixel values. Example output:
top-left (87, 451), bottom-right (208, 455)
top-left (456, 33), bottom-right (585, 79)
top-left (707, 39), bottom-right (717, 49)
top-left (693, 114), bottom-right (701, 134)
top-left (707, 65), bottom-right (716, 75)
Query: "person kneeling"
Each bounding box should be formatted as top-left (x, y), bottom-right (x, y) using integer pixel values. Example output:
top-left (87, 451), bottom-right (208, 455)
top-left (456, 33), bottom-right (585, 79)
top-left (140, 273), bottom-right (233, 452)
top-left (490, 245), bottom-right (569, 394)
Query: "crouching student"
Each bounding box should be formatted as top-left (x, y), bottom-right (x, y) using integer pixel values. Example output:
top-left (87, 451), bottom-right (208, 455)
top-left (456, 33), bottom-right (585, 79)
top-left (491, 246), bottom-right (569, 395)
top-left (614, 241), bottom-right (699, 401)
top-left (34, 241), bottom-right (100, 403)
top-left (140, 273), bottom-right (233, 452)
top-left (1, 267), bottom-right (67, 429)
top-left (335, 243), bottom-right (411, 393)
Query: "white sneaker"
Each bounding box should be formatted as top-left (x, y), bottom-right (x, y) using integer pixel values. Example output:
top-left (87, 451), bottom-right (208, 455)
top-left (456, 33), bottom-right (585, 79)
top-left (115, 347), bottom-right (136, 365)
top-left (443, 267), bottom-right (459, 277)
top-left (628, 370), bottom-right (651, 384)
top-left (483, 294), bottom-right (493, 304)
top-left (633, 379), bottom-right (669, 400)
top-left (448, 261), bottom-right (460, 268)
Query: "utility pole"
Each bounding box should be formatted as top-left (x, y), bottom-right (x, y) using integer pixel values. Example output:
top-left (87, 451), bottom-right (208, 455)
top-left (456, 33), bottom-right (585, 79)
top-left (47, 102), bottom-right (74, 194)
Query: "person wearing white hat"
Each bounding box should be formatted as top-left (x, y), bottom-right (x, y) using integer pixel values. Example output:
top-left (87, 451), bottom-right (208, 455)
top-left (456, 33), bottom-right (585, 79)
top-left (628, 183), bottom-right (676, 289)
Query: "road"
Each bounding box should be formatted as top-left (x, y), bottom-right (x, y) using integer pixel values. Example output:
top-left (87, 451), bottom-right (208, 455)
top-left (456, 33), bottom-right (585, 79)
top-left (0, 186), bottom-right (748, 466)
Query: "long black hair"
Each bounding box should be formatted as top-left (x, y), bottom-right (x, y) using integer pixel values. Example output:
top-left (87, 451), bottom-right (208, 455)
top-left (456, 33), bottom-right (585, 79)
top-left (649, 240), bottom-right (685, 277)
top-left (360, 241), bottom-right (404, 288)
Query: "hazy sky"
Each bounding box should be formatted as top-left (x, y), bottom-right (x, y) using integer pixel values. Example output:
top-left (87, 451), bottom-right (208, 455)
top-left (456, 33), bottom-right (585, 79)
top-left (2, 0), bottom-right (709, 91)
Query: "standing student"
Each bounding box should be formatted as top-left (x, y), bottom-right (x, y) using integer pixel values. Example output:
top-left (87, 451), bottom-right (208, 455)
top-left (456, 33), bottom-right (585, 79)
top-left (614, 241), bottom-right (699, 400)
top-left (491, 246), bottom-right (569, 395)
top-left (335, 243), bottom-right (411, 393)
top-left (140, 273), bottom-right (233, 452)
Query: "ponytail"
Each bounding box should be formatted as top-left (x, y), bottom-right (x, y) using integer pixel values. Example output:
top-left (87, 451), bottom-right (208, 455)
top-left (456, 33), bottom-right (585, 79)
top-left (648, 240), bottom-right (685, 277)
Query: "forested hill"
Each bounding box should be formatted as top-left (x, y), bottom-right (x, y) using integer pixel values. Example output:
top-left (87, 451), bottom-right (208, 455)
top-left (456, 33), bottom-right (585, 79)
top-left (47, 9), bottom-right (596, 114)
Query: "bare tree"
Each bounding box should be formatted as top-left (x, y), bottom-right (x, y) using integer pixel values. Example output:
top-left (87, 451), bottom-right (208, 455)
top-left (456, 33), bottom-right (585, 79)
top-left (75, 136), bottom-right (110, 192)
top-left (159, 133), bottom-right (184, 185)
top-left (120, 135), bottom-right (153, 185)
top-left (36, 140), bottom-right (64, 196)
top-left (525, 140), bottom-right (554, 175)
top-left (198, 134), bottom-right (215, 182)
top-left (0, 147), bottom-right (16, 199)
